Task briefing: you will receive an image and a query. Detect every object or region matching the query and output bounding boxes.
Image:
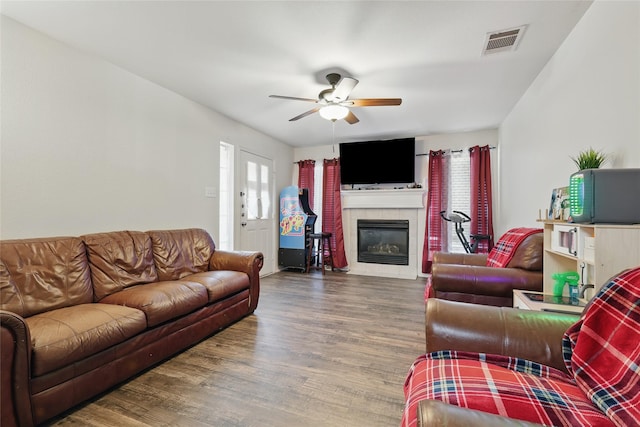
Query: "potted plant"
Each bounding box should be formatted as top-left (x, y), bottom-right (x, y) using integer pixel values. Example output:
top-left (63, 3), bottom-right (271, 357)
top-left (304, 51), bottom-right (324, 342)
top-left (570, 147), bottom-right (608, 170)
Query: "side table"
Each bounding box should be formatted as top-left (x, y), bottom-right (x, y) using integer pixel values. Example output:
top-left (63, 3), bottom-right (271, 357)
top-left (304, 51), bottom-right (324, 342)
top-left (513, 289), bottom-right (584, 315)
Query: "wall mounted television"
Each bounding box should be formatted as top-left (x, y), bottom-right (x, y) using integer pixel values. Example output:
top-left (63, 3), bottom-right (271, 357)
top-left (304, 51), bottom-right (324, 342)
top-left (339, 137), bottom-right (415, 186)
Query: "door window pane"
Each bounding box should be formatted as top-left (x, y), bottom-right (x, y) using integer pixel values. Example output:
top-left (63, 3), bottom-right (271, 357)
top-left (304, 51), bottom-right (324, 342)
top-left (246, 161), bottom-right (259, 220)
top-left (260, 164), bottom-right (270, 219)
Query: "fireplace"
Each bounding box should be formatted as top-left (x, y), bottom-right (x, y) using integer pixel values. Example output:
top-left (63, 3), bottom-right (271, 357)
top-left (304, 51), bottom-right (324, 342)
top-left (357, 219), bottom-right (409, 265)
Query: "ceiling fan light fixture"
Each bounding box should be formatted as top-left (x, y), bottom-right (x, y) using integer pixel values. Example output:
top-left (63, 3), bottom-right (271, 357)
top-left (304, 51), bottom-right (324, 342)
top-left (319, 104), bottom-right (349, 121)
top-left (270, 73), bottom-right (400, 124)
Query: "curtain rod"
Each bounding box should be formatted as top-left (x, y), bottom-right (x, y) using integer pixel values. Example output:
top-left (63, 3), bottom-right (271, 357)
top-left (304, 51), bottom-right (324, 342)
top-left (293, 145), bottom-right (496, 162)
top-left (415, 146), bottom-right (496, 157)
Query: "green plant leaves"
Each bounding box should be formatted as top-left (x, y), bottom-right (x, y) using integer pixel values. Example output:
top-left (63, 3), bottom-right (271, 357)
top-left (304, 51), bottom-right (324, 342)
top-left (570, 147), bottom-right (608, 170)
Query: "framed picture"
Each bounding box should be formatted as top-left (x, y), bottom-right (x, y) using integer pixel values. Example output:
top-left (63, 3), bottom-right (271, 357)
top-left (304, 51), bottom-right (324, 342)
top-left (549, 186), bottom-right (570, 220)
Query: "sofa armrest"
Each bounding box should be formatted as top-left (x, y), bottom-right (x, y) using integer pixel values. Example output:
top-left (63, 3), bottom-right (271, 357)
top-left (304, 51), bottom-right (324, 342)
top-left (1, 310), bottom-right (34, 427)
top-left (209, 249), bottom-right (264, 275)
top-left (425, 299), bottom-right (577, 373)
top-left (417, 399), bottom-right (545, 427)
top-left (431, 264), bottom-right (543, 298)
top-left (432, 252), bottom-right (487, 266)
top-left (209, 250), bottom-right (264, 312)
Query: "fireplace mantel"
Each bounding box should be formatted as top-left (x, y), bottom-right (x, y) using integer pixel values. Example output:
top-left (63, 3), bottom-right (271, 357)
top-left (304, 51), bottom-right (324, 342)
top-left (341, 189), bottom-right (426, 280)
top-left (341, 189), bottom-right (425, 209)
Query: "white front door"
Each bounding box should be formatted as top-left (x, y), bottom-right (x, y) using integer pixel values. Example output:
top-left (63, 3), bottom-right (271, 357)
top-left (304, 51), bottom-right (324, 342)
top-left (238, 150), bottom-right (274, 275)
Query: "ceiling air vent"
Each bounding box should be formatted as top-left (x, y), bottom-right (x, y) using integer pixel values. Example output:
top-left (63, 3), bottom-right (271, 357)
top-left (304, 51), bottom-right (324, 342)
top-left (482, 25), bottom-right (527, 55)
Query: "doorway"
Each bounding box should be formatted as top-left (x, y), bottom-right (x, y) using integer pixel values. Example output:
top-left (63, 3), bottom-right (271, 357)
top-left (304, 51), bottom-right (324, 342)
top-left (239, 150), bottom-right (274, 275)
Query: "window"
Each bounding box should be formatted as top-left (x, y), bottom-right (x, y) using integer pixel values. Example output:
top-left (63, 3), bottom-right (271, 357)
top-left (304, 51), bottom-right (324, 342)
top-left (219, 142), bottom-right (234, 250)
top-left (312, 163), bottom-right (323, 233)
top-left (246, 160), bottom-right (270, 220)
top-left (448, 151), bottom-right (471, 253)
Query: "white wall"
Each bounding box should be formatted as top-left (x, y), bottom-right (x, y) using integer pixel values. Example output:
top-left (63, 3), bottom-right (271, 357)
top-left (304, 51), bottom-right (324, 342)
top-left (499, 1), bottom-right (640, 236)
top-left (0, 17), bottom-right (293, 240)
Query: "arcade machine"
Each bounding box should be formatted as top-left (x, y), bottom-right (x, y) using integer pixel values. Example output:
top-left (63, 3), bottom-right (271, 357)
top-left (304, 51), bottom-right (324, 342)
top-left (278, 186), bottom-right (317, 271)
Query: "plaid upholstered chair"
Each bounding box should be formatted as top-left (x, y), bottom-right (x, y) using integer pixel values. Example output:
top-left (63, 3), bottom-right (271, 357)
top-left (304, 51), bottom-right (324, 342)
top-left (427, 228), bottom-right (544, 307)
top-left (403, 267), bottom-right (640, 426)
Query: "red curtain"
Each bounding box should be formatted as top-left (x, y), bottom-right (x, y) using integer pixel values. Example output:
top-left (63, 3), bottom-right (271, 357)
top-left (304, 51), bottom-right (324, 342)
top-left (322, 158), bottom-right (348, 268)
top-left (469, 145), bottom-right (494, 253)
top-left (297, 159), bottom-right (315, 210)
top-left (421, 150), bottom-right (449, 274)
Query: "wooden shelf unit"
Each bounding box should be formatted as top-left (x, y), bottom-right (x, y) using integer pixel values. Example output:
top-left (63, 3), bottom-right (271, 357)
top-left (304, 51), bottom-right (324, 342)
top-left (539, 220), bottom-right (640, 300)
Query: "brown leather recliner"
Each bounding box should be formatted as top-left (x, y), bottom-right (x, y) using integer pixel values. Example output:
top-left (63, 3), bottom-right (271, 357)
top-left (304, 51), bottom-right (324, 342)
top-left (429, 232), bottom-right (543, 307)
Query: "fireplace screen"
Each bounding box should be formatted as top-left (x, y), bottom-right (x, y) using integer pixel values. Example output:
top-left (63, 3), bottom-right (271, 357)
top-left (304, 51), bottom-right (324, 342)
top-left (357, 219), bottom-right (409, 265)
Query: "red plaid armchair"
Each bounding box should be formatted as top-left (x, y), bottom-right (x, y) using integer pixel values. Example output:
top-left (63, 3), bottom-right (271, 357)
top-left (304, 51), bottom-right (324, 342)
top-left (404, 267), bottom-right (640, 426)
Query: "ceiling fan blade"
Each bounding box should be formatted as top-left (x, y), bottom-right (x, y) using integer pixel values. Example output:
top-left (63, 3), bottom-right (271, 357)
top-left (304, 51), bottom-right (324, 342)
top-left (269, 95), bottom-right (318, 103)
top-left (332, 77), bottom-right (359, 101)
top-left (344, 110), bottom-right (359, 124)
top-left (289, 107), bottom-right (320, 121)
top-left (348, 98), bottom-right (402, 107)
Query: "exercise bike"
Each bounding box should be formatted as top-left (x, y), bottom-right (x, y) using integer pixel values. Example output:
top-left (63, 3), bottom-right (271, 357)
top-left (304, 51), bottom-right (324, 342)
top-left (440, 210), bottom-right (492, 254)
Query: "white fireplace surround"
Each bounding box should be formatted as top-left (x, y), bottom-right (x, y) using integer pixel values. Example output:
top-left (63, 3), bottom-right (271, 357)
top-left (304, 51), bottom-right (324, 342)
top-left (341, 189), bottom-right (426, 279)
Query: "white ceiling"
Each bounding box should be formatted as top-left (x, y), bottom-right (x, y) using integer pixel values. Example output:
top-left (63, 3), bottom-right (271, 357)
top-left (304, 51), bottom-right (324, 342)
top-left (1, 1), bottom-right (592, 148)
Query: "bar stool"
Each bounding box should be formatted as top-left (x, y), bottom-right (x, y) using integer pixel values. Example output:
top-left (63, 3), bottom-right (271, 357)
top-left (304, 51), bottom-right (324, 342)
top-left (306, 232), bottom-right (334, 274)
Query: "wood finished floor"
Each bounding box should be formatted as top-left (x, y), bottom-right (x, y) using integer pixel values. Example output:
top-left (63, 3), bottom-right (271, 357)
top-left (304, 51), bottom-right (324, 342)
top-left (47, 270), bottom-right (426, 427)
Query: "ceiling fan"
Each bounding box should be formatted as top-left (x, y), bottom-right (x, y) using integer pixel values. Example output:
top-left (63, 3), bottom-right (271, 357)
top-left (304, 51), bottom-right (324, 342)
top-left (269, 73), bottom-right (402, 124)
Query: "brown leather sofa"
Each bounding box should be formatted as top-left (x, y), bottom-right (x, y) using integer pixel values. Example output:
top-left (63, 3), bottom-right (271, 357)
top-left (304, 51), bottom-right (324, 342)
top-left (1, 228), bottom-right (263, 427)
top-left (428, 232), bottom-right (543, 306)
top-left (413, 298), bottom-right (578, 426)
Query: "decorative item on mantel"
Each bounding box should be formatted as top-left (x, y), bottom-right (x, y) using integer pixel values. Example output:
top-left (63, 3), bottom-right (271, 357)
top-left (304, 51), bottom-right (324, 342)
top-left (570, 147), bottom-right (608, 170)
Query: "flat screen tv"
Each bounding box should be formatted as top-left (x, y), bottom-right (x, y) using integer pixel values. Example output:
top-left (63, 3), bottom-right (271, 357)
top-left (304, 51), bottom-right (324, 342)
top-left (339, 137), bottom-right (415, 185)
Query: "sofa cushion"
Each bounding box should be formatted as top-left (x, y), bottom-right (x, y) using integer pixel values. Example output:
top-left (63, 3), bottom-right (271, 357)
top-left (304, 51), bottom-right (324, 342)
top-left (99, 281), bottom-right (208, 327)
top-left (0, 237), bottom-right (93, 317)
top-left (148, 229), bottom-right (215, 281)
top-left (82, 231), bottom-right (158, 301)
top-left (562, 267), bottom-right (640, 426)
top-left (184, 271), bottom-right (250, 303)
top-left (402, 351), bottom-right (614, 427)
top-left (26, 303), bottom-right (147, 377)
